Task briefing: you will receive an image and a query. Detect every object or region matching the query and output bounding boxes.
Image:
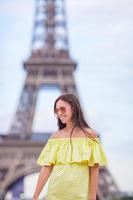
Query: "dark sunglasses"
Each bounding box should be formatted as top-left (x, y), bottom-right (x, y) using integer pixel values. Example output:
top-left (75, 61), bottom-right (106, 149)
top-left (55, 106), bottom-right (71, 115)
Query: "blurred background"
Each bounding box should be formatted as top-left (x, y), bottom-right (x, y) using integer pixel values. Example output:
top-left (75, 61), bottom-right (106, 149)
top-left (0, 0), bottom-right (133, 199)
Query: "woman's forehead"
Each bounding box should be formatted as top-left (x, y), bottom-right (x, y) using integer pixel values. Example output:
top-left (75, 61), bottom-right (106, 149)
top-left (56, 99), bottom-right (70, 108)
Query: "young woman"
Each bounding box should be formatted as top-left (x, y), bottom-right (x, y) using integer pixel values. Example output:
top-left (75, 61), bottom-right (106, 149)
top-left (33, 93), bottom-right (107, 200)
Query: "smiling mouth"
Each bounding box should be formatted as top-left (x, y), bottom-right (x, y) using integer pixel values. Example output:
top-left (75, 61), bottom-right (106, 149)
top-left (60, 116), bottom-right (66, 120)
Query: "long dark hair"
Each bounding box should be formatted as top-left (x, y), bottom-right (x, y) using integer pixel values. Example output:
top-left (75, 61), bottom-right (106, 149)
top-left (54, 93), bottom-right (97, 161)
top-left (54, 93), bottom-right (96, 140)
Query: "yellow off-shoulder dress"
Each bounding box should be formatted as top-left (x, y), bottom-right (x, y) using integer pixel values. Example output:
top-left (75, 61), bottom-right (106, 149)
top-left (37, 137), bottom-right (108, 200)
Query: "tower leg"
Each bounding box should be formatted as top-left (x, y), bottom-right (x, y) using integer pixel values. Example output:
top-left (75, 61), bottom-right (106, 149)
top-left (9, 84), bottom-right (38, 138)
top-left (60, 74), bottom-right (79, 97)
top-left (0, 189), bottom-right (6, 200)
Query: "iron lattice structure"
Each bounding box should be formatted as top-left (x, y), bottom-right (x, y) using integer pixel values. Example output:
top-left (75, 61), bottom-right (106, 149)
top-left (0, 0), bottom-right (120, 199)
top-left (9, 0), bottom-right (77, 138)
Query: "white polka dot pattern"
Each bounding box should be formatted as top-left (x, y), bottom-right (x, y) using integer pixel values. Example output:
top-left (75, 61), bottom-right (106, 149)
top-left (37, 138), bottom-right (108, 200)
top-left (45, 163), bottom-right (89, 200)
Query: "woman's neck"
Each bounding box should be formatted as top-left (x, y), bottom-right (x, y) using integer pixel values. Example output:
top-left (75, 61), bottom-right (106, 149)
top-left (65, 121), bottom-right (75, 132)
top-left (65, 123), bottom-right (76, 133)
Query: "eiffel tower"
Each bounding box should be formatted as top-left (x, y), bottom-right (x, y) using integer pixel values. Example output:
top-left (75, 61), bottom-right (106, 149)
top-left (0, 0), bottom-right (120, 199)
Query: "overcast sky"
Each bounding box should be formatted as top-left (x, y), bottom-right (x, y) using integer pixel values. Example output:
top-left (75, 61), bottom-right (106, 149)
top-left (0, 0), bottom-right (133, 195)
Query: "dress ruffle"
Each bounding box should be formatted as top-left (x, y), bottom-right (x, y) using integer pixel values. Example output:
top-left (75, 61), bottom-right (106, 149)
top-left (37, 138), bottom-right (108, 167)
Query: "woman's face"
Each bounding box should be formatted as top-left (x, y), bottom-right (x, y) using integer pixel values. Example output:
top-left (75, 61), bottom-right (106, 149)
top-left (55, 99), bottom-right (73, 124)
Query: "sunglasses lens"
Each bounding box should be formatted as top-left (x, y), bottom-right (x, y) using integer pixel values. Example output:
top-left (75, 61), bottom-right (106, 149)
top-left (55, 107), bottom-right (66, 114)
top-left (60, 107), bottom-right (66, 113)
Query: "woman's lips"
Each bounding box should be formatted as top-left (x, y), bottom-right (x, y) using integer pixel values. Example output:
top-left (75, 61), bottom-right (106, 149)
top-left (60, 116), bottom-right (66, 120)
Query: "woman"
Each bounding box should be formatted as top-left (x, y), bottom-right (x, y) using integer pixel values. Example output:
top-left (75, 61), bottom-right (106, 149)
top-left (33, 93), bottom-right (107, 200)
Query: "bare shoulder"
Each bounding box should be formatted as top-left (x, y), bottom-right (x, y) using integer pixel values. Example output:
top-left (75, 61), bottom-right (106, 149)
top-left (50, 130), bottom-right (61, 139)
top-left (84, 128), bottom-right (98, 138)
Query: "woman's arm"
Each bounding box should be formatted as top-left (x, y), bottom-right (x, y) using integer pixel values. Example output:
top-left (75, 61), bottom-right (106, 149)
top-left (89, 164), bottom-right (99, 200)
top-left (33, 165), bottom-right (53, 200)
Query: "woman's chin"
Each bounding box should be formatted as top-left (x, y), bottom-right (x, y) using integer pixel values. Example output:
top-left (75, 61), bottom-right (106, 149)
top-left (60, 118), bottom-right (67, 124)
top-left (60, 119), bottom-right (66, 124)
